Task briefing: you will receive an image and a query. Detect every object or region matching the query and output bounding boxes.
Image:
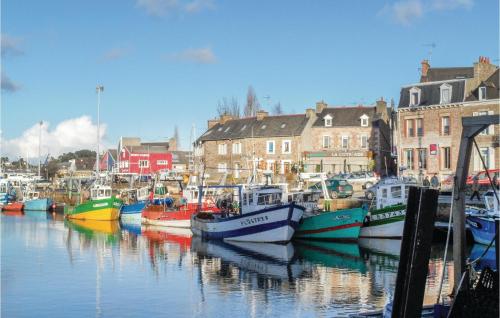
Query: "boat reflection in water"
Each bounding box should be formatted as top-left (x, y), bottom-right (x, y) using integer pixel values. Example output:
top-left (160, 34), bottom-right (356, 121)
top-left (295, 240), bottom-right (367, 273)
top-left (192, 237), bottom-right (304, 281)
top-left (66, 219), bottom-right (121, 243)
top-left (24, 210), bottom-right (50, 220)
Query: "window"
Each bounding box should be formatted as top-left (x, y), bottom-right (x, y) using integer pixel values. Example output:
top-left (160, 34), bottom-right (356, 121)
top-left (418, 148), bottom-right (427, 169)
top-left (323, 135), bottom-right (331, 148)
top-left (441, 117), bottom-right (450, 135)
top-left (416, 118), bottom-right (424, 136)
top-left (266, 141), bottom-right (275, 154)
top-left (217, 163), bottom-right (227, 173)
top-left (282, 140), bottom-right (291, 154)
top-left (360, 135), bottom-right (368, 149)
top-left (391, 186), bottom-right (402, 199)
top-left (342, 136), bottom-right (349, 149)
top-left (409, 87), bottom-right (421, 106)
top-left (479, 147), bottom-right (491, 169)
top-left (440, 84), bottom-right (452, 104)
top-left (157, 160), bottom-right (168, 165)
top-left (257, 193), bottom-right (282, 205)
top-left (442, 147), bottom-right (451, 169)
top-left (382, 188), bottom-right (388, 198)
top-left (406, 119), bottom-right (415, 137)
top-left (479, 86), bottom-right (487, 100)
top-left (324, 114), bottom-right (332, 127)
top-left (138, 160), bottom-right (149, 168)
top-left (218, 144), bottom-right (227, 155)
top-left (405, 149), bottom-right (414, 169)
top-left (232, 143), bottom-right (242, 154)
top-left (360, 115), bottom-right (369, 127)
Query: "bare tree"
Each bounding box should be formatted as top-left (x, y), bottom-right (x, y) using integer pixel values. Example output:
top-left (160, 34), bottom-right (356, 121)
top-left (271, 102), bottom-right (284, 115)
top-left (217, 97), bottom-right (240, 118)
top-left (244, 85), bottom-right (260, 117)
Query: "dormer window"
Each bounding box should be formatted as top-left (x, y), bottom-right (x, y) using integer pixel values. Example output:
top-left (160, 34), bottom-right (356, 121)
top-left (324, 114), bottom-right (332, 127)
top-left (479, 86), bottom-right (487, 100)
top-left (360, 114), bottom-right (369, 127)
top-left (440, 83), bottom-right (452, 104)
top-left (409, 87), bottom-right (421, 106)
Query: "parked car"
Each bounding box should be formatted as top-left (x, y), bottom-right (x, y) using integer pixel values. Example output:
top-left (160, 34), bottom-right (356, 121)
top-left (340, 171), bottom-right (379, 189)
top-left (466, 169), bottom-right (500, 186)
top-left (309, 179), bottom-right (353, 198)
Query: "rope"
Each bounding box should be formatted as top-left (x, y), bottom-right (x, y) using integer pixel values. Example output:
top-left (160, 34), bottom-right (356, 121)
top-left (472, 138), bottom-right (499, 204)
top-left (436, 179), bottom-right (455, 304)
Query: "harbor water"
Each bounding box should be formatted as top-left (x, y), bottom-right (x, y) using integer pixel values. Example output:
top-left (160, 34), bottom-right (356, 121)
top-left (1, 211), bottom-right (483, 318)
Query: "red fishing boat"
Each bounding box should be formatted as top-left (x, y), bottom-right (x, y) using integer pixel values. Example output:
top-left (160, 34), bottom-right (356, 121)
top-left (142, 199), bottom-right (219, 228)
top-left (2, 202), bottom-right (24, 212)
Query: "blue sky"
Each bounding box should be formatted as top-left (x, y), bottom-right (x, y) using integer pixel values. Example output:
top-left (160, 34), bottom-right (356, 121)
top-left (1, 0), bottom-right (498, 159)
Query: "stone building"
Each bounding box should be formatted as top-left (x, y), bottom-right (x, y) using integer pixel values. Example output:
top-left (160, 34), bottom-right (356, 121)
top-left (302, 100), bottom-right (393, 175)
top-left (397, 57), bottom-right (499, 181)
top-left (195, 111), bottom-right (314, 182)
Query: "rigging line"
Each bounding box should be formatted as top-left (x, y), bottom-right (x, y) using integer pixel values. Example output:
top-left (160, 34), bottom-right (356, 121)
top-left (436, 178), bottom-right (455, 304)
top-left (472, 138), bottom-right (499, 204)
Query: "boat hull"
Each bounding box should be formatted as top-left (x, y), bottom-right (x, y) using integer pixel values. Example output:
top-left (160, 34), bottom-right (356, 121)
top-left (359, 204), bottom-right (406, 238)
top-left (120, 201), bottom-right (146, 224)
top-left (2, 202), bottom-right (24, 211)
top-left (66, 197), bottom-right (122, 221)
top-left (24, 198), bottom-right (53, 211)
top-left (142, 205), bottom-right (196, 228)
top-left (294, 207), bottom-right (366, 240)
top-left (191, 203), bottom-right (304, 243)
top-left (466, 215), bottom-right (497, 246)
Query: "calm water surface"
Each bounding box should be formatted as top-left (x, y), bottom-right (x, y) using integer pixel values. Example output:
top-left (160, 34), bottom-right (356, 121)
top-left (1, 211), bottom-right (472, 318)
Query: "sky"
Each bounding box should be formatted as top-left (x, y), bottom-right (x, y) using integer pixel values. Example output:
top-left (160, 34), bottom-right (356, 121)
top-left (1, 0), bottom-right (499, 161)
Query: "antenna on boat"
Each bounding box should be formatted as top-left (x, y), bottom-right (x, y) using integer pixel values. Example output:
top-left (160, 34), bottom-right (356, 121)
top-left (96, 85), bottom-right (104, 182)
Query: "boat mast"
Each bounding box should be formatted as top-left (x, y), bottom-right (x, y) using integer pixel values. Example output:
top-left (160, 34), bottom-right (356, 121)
top-left (96, 85), bottom-right (104, 178)
top-left (38, 121), bottom-right (42, 177)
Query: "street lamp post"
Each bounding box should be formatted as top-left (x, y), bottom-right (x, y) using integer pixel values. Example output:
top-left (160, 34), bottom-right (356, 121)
top-left (96, 85), bottom-right (104, 176)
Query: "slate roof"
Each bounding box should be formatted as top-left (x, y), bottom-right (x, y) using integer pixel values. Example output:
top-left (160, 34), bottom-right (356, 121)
top-left (398, 80), bottom-right (466, 108)
top-left (197, 114), bottom-right (310, 142)
top-left (421, 67), bottom-right (474, 82)
top-left (466, 69), bottom-right (500, 101)
top-left (312, 106), bottom-right (377, 127)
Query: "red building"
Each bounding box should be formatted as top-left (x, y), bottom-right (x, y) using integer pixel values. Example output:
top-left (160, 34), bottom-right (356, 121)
top-left (117, 137), bottom-right (173, 174)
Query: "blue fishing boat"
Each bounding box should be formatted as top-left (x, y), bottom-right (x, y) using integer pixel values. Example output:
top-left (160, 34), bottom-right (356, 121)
top-left (0, 179), bottom-right (16, 206)
top-left (119, 187), bottom-right (150, 224)
top-left (24, 198), bottom-right (54, 211)
top-left (466, 190), bottom-right (498, 246)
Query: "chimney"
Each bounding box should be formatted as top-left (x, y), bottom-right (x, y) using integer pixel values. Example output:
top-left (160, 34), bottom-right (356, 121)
top-left (421, 59), bottom-right (430, 80)
top-left (474, 56), bottom-right (496, 81)
top-left (220, 114), bottom-right (233, 124)
top-left (316, 101), bottom-right (327, 113)
top-left (256, 110), bottom-right (268, 121)
top-left (376, 97), bottom-right (387, 114)
top-left (305, 108), bottom-right (315, 118)
top-left (207, 118), bottom-right (219, 129)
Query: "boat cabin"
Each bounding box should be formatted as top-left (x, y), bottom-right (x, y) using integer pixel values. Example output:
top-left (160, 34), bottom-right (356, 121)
top-left (375, 181), bottom-right (411, 209)
top-left (90, 185), bottom-right (113, 200)
top-left (483, 190), bottom-right (499, 216)
top-left (240, 185), bottom-right (283, 214)
top-left (25, 191), bottom-right (40, 201)
top-left (0, 180), bottom-right (13, 194)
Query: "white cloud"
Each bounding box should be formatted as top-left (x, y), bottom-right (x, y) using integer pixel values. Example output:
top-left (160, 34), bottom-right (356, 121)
top-left (101, 47), bottom-right (130, 61)
top-left (3, 116), bottom-right (108, 160)
top-left (1, 73), bottom-right (21, 93)
top-left (169, 47), bottom-right (217, 64)
top-left (136, 0), bottom-right (213, 16)
top-left (380, 0), bottom-right (474, 26)
top-left (1, 33), bottom-right (23, 57)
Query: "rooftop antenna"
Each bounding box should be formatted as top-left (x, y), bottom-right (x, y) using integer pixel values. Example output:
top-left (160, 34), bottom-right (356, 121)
top-left (422, 42), bottom-right (437, 62)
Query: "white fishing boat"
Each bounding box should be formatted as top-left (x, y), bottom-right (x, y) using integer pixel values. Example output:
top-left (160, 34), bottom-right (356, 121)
top-left (191, 184), bottom-right (304, 243)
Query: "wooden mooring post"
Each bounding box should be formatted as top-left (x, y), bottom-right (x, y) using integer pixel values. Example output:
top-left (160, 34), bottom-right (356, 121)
top-left (391, 186), bottom-right (439, 318)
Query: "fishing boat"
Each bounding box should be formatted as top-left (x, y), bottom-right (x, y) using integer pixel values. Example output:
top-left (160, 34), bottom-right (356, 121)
top-left (119, 186), bottom-right (149, 224)
top-left (0, 179), bottom-right (16, 207)
top-left (142, 183), bottom-right (219, 228)
top-left (23, 190), bottom-right (54, 211)
top-left (2, 201), bottom-right (24, 211)
top-left (291, 176), bottom-right (366, 241)
top-left (191, 184), bottom-right (304, 243)
top-left (359, 179), bottom-right (410, 238)
top-left (466, 190), bottom-right (498, 246)
top-left (66, 184), bottom-right (122, 221)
